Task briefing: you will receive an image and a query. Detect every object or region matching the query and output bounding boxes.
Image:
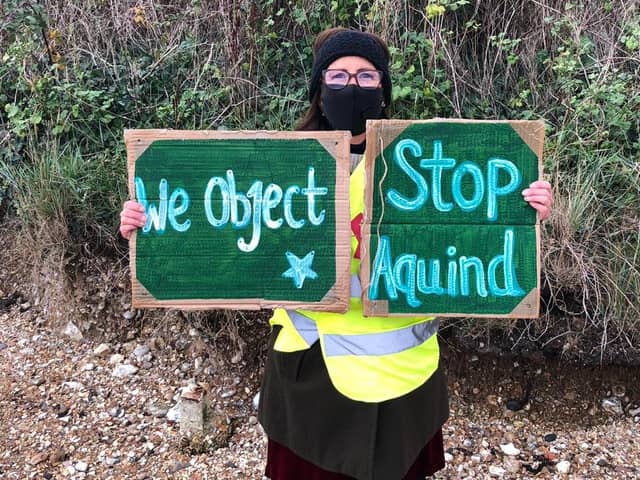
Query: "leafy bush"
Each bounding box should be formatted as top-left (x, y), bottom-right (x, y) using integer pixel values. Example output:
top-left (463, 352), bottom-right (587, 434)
top-left (0, 0), bottom-right (638, 361)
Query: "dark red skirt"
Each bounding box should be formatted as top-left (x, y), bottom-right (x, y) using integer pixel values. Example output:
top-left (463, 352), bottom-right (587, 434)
top-left (265, 429), bottom-right (445, 480)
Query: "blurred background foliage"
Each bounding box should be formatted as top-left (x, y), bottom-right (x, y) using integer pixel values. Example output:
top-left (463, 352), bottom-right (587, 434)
top-left (0, 0), bottom-right (638, 362)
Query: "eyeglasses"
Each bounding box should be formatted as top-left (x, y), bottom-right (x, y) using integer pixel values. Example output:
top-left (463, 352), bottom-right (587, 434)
top-left (322, 69), bottom-right (383, 90)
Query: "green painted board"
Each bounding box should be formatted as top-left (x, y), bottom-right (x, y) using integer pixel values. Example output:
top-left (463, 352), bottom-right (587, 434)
top-left (125, 129), bottom-right (351, 311)
top-left (361, 120), bottom-right (544, 318)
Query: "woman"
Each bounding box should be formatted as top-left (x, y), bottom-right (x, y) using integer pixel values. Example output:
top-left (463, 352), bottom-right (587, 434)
top-left (120, 27), bottom-right (553, 480)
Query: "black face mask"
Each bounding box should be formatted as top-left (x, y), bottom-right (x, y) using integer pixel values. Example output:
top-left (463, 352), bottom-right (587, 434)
top-left (320, 84), bottom-right (384, 135)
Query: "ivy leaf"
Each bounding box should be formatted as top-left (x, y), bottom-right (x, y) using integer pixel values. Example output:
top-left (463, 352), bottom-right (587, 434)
top-left (5, 104), bottom-right (20, 118)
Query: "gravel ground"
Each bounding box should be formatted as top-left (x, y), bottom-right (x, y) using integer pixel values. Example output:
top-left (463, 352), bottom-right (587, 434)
top-left (1, 300), bottom-right (639, 480)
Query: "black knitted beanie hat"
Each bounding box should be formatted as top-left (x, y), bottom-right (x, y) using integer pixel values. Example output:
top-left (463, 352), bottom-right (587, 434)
top-left (309, 29), bottom-right (392, 107)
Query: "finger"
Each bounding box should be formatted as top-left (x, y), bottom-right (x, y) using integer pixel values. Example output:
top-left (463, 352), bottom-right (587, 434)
top-left (121, 220), bottom-right (147, 230)
top-left (522, 190), bottom-right (553, 206)
top-left (120, 225), bottom-right (135, 239)
top-left (523, 182), bottom-right (552, 195)
top-left (528, 180), bottom-right (551, 189)
top-left (522, 187), bottom-right (553, 198)
top-left (523, 194), bottom-right (552, 206)
top-left (120, 219), bottom-right (146, 230)
top-left (120, 210), bottom-right (147, 224)
top-left (528, 202), bottom-right (551, 221)
top-left (124, 200), bottom-right (146, 212)
top-left (527, 200), bottom-right (549, 210)
top-left (538, 209), bottom-right (550, 222)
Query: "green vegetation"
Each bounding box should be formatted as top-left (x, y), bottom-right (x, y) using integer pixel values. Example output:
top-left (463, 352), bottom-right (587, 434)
top-left (1, 0), bottom-right (638, 362)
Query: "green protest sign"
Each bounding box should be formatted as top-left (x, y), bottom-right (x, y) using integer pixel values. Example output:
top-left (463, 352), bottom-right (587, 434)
top-left (361, 120), bottom-right (543, 318)
top-left (125, 130), bottom-right (351, 311)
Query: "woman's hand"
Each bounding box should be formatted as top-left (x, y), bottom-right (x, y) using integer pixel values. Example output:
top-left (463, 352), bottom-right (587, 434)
top-left (119, 200), bottom-right (147, 239)
top-left (522, 180), bottom-right (553, 221)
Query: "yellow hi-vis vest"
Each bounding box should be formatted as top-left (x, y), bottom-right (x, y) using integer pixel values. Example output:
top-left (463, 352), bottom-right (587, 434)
top-left (270, 160), bottom-right (440, 403)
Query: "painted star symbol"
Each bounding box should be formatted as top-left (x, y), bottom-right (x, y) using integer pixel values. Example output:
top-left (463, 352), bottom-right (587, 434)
top-left (282, 250), bottom-right (318, 289)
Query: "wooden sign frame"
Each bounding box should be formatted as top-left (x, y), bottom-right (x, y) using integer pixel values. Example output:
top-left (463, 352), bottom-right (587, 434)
top-left (361, 119), bottom-right (544, 318)
top-left (125, 129), bottom-right (351, 312)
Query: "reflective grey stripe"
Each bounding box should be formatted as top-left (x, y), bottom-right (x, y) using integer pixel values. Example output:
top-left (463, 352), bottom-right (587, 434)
top-left (323, 319), bottom-right (439, 357)
top-left (350, 274), bottom-right (362, 299)
top-left (289, 311), bottom-right (320, 346)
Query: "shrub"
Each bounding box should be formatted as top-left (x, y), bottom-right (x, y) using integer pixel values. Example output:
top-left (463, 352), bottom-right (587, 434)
top-left (0, 0), bottom-right (638, 361)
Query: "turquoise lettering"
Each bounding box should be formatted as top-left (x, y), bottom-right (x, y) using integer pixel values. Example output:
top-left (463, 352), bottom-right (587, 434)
top-left (452, 161), bottom-right (484, 212)
top-left (135, 177), bottom-right (168, 234)
top-left (168, 188), bottom-right (191, 232)
top-left (419, 140), bottom-right (456, 212)
top-left (368, 236), bottom-right (398, 301)
top-left (488, 228), bottom-right (524, 296)
top-left (301, 167), bottom-right (327, 225)
top-left (202, 168), bottom-right (328, 252)
top-left (393, 254), bottom-right (421, 307)
top-left (135, 177), bottom-right (191, 234)
top-left (386, 139), bottom-right (429, 211)
top-left (368, 232), bottom-right (524, 306)
top-left (487, 159), bottom-right (521, 221)
top-left (384, 139), bottom-right (522, 221)
top-left (459, 256), bottom-right (488, 297)
top-left (204, 176), bottom-right (230, 227)
top-left (227, 170), bottom-right (251, 228)
top-left (284, 186), bottom-right (305, 229)
top-left (263, 183), bottom-right (284, 230)
top-left (237, 181), bottom-right (263, 252)
top-left (446, 246), bottom-right (458, 297)
top-left (417, 259), bottom-right (445, 295)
